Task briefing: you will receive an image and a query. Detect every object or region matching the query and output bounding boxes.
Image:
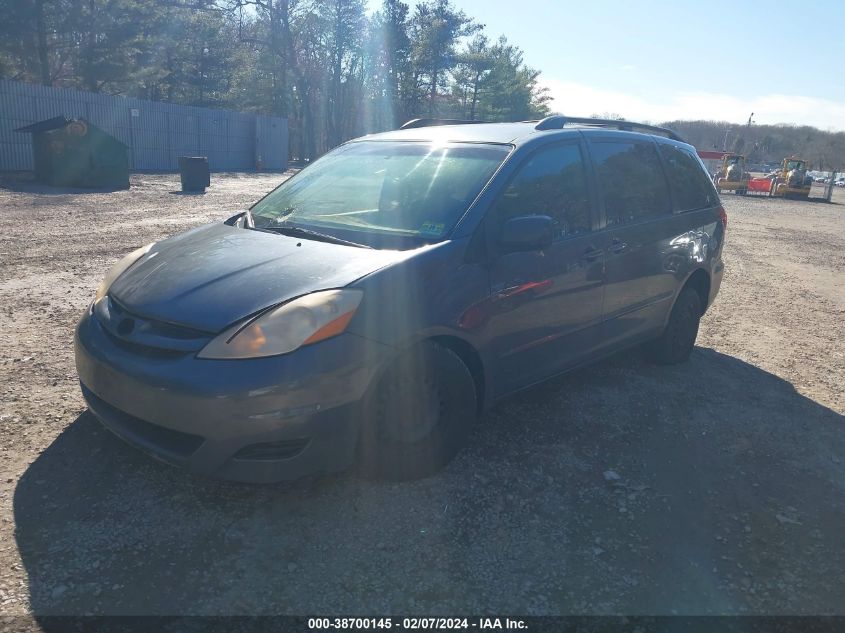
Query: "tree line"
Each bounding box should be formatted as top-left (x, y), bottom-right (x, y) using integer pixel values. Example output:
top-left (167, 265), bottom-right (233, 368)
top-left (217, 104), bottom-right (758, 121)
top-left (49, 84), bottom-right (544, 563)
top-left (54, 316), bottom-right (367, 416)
top-left (3, 1), bottom-right (841, 168)
top-left (0, 0), bottom-right (551, 160)
top-left (664, 120), bottom-right (845, 171)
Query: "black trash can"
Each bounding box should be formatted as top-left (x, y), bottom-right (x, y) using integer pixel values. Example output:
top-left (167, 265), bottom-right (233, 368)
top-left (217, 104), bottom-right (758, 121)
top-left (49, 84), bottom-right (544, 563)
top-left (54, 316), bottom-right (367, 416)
top-left (178, 156), bottom-right (210, 192)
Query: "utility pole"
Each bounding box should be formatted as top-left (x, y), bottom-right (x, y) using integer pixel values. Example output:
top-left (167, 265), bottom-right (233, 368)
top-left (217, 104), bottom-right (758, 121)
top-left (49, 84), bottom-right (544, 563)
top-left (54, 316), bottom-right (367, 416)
top-left (744, 113), bottom-right (755, 163)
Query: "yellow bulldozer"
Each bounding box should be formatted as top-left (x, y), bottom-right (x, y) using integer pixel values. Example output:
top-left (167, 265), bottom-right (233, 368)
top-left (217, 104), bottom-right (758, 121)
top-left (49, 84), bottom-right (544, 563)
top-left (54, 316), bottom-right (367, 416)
top-left (714, 153), bottom-right (749, 195)
top-left (769, 157), bottom-right (812, 199)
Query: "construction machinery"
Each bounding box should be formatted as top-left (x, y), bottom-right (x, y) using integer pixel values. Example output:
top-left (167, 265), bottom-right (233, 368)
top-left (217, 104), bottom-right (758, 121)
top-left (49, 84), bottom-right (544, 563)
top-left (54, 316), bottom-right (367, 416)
top-left (714, 153), bottom-right (750, 195)
top-left (769, 157), bottom-right (812, 198)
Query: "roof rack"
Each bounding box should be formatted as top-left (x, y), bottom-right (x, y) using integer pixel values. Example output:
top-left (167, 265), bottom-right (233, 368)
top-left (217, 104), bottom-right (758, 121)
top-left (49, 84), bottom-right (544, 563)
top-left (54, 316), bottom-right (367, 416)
top-left (399, 118), bottom-right (486, 130)
top-left (534, 115), bottom-right (686, 143)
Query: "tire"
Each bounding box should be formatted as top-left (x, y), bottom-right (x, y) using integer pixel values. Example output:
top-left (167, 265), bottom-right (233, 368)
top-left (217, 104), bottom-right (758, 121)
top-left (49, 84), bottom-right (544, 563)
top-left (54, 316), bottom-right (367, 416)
top-left (358, 342), bottom-right (477, 480)
top-left (644, 288), bottom-right (702, 365)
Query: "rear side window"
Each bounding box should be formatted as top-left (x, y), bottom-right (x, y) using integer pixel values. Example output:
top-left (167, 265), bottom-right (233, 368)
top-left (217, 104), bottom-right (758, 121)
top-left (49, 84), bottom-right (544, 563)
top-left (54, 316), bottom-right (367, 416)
top-left (590, 140), bottom-right (671, 227)
top-left (658, 144), bottom-right (718, 212)
top-left (493, 143), bottom-right (591, 239)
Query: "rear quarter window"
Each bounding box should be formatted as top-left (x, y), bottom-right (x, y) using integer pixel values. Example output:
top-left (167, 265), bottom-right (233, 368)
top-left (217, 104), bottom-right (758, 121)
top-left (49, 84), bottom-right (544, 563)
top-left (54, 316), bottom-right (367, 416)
top-left (659, 144), bottom-right (718, 212)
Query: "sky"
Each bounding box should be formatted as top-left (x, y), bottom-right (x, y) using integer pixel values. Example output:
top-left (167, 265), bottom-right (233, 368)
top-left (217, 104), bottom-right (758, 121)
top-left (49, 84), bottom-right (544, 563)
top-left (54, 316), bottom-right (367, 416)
top-left (368, 0), bottom-right (845, 130)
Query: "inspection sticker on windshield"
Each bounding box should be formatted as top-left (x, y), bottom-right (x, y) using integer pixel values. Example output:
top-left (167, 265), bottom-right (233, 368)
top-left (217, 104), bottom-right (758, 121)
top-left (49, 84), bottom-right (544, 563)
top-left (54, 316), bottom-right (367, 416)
top-left (419, 221), bottom-right (445, 237)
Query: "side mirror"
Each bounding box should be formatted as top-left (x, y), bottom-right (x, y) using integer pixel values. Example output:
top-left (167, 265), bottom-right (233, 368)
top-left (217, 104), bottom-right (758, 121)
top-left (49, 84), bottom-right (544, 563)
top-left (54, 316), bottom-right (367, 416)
top-left (499, 215), bottom-right (555, 252)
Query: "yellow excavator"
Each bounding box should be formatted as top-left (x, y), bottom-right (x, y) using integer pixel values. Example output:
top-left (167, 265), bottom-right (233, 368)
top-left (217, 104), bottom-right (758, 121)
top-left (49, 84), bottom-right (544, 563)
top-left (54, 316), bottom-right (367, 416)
top-left (715, 153), bottom-right (749, 195)
top-left (769, 157), bottom-right (812, 199)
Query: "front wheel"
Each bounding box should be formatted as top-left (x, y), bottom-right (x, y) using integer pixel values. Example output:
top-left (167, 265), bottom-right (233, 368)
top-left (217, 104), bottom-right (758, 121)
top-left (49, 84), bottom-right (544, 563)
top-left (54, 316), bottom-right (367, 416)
top-left (358, 342), bottom-right (477, 480)
top-left (643, 288), bottom-right (702, 365)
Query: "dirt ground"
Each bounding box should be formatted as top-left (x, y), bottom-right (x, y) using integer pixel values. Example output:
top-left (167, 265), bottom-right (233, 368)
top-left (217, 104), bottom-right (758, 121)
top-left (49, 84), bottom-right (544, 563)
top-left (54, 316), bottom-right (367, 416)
top-left (0, 173), bottom-right (843, 623)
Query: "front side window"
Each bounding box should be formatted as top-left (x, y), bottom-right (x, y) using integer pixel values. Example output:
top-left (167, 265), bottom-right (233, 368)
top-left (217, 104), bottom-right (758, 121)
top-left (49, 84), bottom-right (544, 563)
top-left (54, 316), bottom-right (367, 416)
top-left (492, 143), bottom-right (592, 239)
top-left (590, 140), bottom-right (671, 227)
top-left (658, 144), bottom-right (718, 212)
top-left (251, 141), bottom-right (510, 244)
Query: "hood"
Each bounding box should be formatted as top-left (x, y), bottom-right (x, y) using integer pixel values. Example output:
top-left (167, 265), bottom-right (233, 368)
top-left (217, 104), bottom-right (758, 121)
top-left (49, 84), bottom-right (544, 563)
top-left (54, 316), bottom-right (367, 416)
top-left (109, 222), bottom-right (407, 332)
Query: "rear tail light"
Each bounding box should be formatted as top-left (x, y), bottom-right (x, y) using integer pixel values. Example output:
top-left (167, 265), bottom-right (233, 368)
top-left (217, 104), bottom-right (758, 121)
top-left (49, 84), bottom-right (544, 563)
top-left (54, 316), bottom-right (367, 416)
top-left (718, 206), bottom-right (728, 229)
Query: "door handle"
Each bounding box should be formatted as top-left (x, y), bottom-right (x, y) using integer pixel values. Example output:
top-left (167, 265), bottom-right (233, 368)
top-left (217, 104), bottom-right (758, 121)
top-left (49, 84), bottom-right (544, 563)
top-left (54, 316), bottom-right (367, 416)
top-left (610, 238), bottom-right (628, 254)
top-left (583, 246), bottom-right (603, 262)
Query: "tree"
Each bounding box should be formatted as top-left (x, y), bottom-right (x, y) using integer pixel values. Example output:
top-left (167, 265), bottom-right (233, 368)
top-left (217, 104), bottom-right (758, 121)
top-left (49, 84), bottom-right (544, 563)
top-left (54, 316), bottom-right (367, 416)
top-left (320, 0), bottom-right (366, 148)
top-left (365, 0), bottom-right (411, 129)
top-left (0, 0), bottom-right (560, 162)
top-left (0, 0), bottom-right (75, 85)
top-left (132, 6), bottom-right (242, 106)
top-left (220, 0), bottom-right (324, 158)
top-left (409, 0), bottom-right (479, 115)
top-left (663, 120), bottom-right (845, 169)
top-left (71, 0), bottom-right (146, 93)
top-left (451, 34), bottom-right (492, 120)
top-left (475, 36), bottom-right (549, 121)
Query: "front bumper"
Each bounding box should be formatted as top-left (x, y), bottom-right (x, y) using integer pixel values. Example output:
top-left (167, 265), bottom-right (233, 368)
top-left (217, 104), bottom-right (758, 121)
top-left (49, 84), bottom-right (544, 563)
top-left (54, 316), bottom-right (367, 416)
top-left (774, 183), bottom-right (811, 197)
top-left (716, 180), bottom-right (748, 191)
top-left (74, 310), bottom-right (392, 482)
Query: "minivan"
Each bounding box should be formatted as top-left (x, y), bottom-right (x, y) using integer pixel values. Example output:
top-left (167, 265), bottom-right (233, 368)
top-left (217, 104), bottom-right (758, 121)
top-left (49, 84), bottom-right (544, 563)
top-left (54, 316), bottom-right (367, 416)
top-left (75, 116), bottom-right (726, 482)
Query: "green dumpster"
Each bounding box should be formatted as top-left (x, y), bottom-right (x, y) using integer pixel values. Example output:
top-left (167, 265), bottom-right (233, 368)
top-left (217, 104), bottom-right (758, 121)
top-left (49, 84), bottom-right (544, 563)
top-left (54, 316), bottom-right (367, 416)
top-left (16, 117), bottom-right (129, 190)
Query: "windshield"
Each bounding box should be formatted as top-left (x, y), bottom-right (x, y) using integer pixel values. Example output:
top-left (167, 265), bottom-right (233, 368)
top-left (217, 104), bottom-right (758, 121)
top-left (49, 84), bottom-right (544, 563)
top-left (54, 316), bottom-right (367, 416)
top-left (787, 160), bottom-right (804, 170)
top-left (251, 141), bottom-right (510, 242)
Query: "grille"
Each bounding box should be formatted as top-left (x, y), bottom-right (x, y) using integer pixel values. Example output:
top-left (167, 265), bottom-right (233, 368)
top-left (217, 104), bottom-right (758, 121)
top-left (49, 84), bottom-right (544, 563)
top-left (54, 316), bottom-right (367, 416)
top-left (95, 296), bottom-right (211, 357)
top-left (100, 327), bottom-right (189, 359)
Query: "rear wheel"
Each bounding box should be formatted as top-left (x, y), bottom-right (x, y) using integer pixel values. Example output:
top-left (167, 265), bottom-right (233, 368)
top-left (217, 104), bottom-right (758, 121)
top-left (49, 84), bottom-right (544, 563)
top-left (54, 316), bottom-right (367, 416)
top-left (358, 342), bottom-right (477, 480)
top-left (644, 288), bottom-right (702, 365)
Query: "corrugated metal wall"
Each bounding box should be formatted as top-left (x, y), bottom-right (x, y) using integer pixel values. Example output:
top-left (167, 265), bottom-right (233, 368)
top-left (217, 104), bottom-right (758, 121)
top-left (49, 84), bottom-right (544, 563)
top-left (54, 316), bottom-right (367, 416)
top-left (0, 80), bottom-right (288, 172)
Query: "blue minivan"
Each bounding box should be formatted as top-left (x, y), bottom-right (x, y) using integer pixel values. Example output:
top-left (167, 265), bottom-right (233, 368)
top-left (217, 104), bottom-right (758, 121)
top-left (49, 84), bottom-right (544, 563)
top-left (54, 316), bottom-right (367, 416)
top-left (75, 116), bottom-right (726, 482)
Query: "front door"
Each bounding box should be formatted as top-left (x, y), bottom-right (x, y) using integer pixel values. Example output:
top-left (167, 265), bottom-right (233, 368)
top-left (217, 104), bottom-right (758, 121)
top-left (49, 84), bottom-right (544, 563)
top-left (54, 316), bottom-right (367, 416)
top-left (485, 141), bottom-right (605, 397)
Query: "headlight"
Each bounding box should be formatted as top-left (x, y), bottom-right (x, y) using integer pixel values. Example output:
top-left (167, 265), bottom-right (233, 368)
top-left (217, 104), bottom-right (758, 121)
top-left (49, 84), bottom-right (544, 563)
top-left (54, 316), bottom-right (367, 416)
top-left (197, 289), bottom-right (364, 359)
top-left (94, 243), bottom-right (154, 302)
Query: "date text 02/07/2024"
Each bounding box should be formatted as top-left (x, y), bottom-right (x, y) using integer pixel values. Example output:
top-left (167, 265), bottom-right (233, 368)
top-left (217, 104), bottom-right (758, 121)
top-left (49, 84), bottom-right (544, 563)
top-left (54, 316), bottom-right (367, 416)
top-left (306, 617), bottom-right (528, 630)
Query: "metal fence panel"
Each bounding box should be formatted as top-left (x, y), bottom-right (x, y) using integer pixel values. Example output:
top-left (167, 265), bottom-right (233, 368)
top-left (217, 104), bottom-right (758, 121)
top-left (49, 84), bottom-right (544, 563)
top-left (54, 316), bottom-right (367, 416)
top-left (255, 115), bottom-right (288, 170)
top-left (0, 79), bottom-right (288, 172)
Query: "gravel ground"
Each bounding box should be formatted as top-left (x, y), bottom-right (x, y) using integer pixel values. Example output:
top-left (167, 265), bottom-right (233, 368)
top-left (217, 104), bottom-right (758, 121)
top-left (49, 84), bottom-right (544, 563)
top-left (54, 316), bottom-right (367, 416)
top-left (0, 174), bottom-right (843, 621)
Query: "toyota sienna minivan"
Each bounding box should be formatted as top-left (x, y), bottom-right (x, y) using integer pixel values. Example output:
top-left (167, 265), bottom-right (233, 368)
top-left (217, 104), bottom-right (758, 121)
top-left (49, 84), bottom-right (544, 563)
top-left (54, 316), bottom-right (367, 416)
top-left (75, 116), bottom-right (726, 482)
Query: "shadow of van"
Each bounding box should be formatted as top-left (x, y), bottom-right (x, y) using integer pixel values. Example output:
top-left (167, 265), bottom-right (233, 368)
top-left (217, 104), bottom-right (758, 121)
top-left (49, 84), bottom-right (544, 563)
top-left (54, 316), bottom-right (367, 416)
top-left (13, 347), bottom-right (845, 617)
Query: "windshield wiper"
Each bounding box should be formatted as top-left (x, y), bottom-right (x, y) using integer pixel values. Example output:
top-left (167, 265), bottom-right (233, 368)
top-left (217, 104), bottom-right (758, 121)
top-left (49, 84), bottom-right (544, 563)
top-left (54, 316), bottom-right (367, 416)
top-left (267, 223), bottom-right (373, 249)
top-left (244, 211), bottom-right (371, 248)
